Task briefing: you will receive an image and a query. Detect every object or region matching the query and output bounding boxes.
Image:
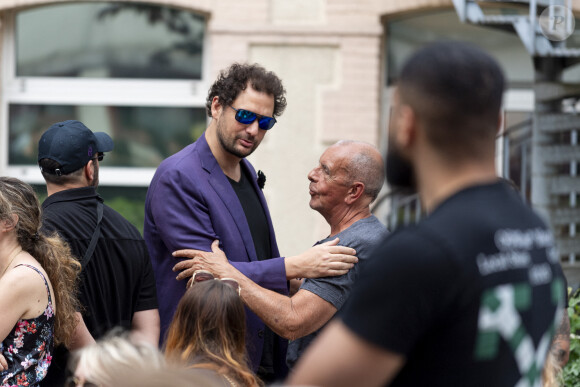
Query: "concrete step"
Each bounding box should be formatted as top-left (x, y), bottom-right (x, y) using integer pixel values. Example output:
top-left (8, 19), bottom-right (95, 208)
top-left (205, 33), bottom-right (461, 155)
top-left (540, 145), bottom-right (580, 164)
top-left (561, 263), bottom-right (580, 288)
top-left (481, 0), bottom-right (554, 6)
top-left (535, 82), bottom-right (580, 102)
top-left (550, 176), bottom-right (580, 194)
top-left (537, 113), bottom-right (580, 133)
top-left (551, 207), bottom-right (580, 225)
top-left (478, 15), bottom-right (522, 24)
top-left (556, 236), bottom-right (580, 256)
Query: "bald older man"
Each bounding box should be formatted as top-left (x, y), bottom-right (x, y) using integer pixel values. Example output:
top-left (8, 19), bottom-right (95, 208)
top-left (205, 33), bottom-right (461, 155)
top-left (174, 140), bottom-right (388, 368)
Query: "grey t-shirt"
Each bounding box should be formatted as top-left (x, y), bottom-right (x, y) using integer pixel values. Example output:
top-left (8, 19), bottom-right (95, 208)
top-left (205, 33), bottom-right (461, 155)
top-left (286, 215), bottom-right (388, 368)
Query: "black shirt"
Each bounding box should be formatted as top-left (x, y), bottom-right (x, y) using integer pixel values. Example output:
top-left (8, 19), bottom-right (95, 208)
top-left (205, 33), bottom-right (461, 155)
top-left (340, 181), bottom-right (566, 386)
top-left (228, 169), bottom-right (277, 379)
top-left (228, 169), bottom-right (272, 261)
top-left (41, 187), bottom-right (158, 385)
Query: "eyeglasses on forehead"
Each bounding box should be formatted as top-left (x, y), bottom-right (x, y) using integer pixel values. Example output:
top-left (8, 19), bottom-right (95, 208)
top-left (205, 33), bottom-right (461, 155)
top-left (190, 270), bottom-right (241, 296)
top-left (229, 106), bottom-right (277, 130)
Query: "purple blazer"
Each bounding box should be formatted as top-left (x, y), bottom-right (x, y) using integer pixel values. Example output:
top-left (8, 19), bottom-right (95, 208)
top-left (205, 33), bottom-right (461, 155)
top-left (144, 133), bottom-right (288, 376)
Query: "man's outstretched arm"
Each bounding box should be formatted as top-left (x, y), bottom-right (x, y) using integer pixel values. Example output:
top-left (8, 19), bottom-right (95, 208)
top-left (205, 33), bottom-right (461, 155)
top-left (174, 238), bottom-right (357, 282)
top-left (173, 241), bottom-right (340, 340)
top-left (287, 319), bottom-right (406, 387)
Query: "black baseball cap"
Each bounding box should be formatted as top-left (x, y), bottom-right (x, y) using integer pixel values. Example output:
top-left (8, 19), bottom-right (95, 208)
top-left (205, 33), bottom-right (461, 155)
top-left (38, 120), bottom-right (114, 175)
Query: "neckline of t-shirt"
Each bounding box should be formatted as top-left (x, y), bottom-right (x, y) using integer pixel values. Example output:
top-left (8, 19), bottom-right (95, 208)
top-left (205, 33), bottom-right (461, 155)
top-left (321, 215), bottom-right (378, 242)
top-left (430, 180), bottom-right (506, 215)
top-left (227, 170), bottom-right (248, 186)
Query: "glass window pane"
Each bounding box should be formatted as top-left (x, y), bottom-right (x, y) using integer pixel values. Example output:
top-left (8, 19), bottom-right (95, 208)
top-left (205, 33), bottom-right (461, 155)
top-left (9, 104), bottom-right (207, 167)
top-left (16, 2), bottom-right (205, 79)
top-left (386, 10), bottom-right (533, 86)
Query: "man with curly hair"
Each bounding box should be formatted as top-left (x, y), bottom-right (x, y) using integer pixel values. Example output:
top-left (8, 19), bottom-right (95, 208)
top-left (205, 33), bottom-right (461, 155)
top-left (144, 63), bottom-right (357, 381)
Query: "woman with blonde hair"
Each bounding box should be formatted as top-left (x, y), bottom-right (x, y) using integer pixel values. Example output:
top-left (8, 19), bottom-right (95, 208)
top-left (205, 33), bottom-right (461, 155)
top-left (0, 177), bottom-right (81, 386)
top-left (68, 331), bottom-right (165, 386)
top-left (165, 272), bottom-right (260, 387)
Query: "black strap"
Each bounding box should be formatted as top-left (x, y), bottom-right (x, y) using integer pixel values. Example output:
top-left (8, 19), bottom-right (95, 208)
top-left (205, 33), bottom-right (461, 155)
top-left (81, 201), bottom-right (103, 270)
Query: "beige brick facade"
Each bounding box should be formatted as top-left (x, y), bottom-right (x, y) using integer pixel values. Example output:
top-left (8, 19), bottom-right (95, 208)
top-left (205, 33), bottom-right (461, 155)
top-left (0, 0), bottom-right (550, 255)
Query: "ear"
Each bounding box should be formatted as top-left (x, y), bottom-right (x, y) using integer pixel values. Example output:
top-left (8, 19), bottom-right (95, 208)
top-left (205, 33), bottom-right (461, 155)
top-left (85, 160), bottom-right (95, 183)
top-left (344, 182), bottom-right (365, 205)
top-left (396, 105), bottom-right (417, 149)
top-left (211, 96), bottom-right (223, 120)
top-left (1, 213), bottom-right (18, 233)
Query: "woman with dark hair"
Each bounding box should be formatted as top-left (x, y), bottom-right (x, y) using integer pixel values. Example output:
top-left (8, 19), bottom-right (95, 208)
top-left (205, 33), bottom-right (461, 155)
top-left (0, 177), bottom-right (81, 386)
top-left (165, 273), bottom-right (260, 387)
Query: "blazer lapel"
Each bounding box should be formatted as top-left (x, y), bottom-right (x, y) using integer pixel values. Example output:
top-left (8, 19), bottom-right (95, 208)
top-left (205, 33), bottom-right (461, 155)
top-left (198, 133), bottom-right (259, 262)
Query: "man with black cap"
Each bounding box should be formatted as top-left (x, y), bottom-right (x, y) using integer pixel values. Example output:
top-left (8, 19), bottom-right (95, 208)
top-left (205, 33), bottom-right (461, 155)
top-left (37, 120), bottom-right (159, 385)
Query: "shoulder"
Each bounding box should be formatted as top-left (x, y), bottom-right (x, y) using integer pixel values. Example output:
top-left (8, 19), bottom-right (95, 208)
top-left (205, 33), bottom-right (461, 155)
top-left (336, 216), bottom-right (388, 257)
top-left (156, 142), bottom-right (201, 176)
top-left (366, 225), bottom-right (457, 277)
top-left (148, 144), bottom-right (208, 200)
top-left (0, 264), bottom-right (46, 301)
top-left (103, 205), bottom-right (144, 239)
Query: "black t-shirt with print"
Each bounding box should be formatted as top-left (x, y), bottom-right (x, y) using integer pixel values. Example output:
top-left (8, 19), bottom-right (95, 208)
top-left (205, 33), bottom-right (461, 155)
top-left (340, 181), bottom-right (565, 387)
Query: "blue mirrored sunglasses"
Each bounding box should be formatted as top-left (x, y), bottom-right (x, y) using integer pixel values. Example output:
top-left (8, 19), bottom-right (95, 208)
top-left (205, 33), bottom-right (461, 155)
top-left (229, 106), bottom-right (277, 130)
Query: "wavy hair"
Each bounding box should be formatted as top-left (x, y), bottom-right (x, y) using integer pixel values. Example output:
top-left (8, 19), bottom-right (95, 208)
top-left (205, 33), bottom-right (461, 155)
top-left (165, 280), bottom-right (260, 387)
top-left (71, 331), bottom-right (165, 386)
top-left (206, 63), bottom-right (287, 118)
top-left (0, 177), bottom-right (81, 347)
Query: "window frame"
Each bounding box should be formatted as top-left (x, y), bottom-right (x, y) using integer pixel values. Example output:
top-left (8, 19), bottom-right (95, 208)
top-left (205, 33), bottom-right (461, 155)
top-left (0, 6), bottom-right (210, 186)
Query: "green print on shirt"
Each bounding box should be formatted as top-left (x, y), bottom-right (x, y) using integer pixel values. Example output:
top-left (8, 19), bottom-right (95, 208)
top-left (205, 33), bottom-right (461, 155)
top-left (474, 278), bottom-right (564, 387)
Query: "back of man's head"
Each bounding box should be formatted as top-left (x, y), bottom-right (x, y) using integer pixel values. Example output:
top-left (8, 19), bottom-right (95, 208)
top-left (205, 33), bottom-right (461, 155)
top-left (336, 140), bottom-right (385, 203)
top-left (38, 120), bottom-right (113, 185)
top-left (398, 41), bottom-right (505, 160)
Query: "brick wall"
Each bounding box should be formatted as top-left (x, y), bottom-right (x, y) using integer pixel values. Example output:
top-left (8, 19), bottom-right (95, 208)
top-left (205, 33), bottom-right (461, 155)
top-left (0, 0), bottom-right (454, 254)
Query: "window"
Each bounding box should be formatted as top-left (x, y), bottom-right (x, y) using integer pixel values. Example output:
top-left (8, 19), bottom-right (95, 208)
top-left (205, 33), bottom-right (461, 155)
top-left (15, 2), bottom-right (204, 79)
top-left (381, 9), bottom-right (537, 231)
top-left (2, 2), bottom-right (208, 229)
top-left (385, 9), bottom-right (534, 87)
top-left (9, 104), bottom-right (206, 168)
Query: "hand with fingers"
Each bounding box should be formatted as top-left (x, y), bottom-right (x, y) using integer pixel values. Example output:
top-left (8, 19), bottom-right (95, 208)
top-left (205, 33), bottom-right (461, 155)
top-left (285, 238), bottom-right (358, 279)
top-left (173, 240), bottom-right (235, 285)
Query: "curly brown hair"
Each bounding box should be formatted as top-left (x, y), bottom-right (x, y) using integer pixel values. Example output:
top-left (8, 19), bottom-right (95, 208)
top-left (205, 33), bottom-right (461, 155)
top-left (0, 177), bottom-right (81, 347)
top-left (206, 63), bottom-right (287, 118)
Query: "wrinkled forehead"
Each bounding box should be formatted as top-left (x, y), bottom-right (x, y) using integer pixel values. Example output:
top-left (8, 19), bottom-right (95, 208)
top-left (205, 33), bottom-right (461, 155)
top-left (320, 145), bottom-right (352, 174)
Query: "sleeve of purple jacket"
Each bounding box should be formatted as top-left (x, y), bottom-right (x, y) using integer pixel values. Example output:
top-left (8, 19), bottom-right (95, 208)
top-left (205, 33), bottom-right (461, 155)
top-left (149, 163), bottom-right (288, 293)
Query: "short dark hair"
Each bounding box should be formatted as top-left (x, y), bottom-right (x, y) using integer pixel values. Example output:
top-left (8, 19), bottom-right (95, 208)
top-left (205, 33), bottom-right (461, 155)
top-left (398, 41), bottom-right (505, 159)
top-left (205, 63), bottom-right (287, 118)
top-left (39, 158), bottom-right (84, 185)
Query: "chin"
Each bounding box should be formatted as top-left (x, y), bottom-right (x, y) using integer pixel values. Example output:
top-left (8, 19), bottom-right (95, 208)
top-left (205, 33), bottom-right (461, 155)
top-left (237, 147), bottom-right (255, 158)
top-left (309, 200), bottom-right (320, 211)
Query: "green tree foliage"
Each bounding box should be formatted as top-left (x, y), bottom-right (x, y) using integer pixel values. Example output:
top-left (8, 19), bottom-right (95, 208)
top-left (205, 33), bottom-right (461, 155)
top-left (562, 288), bottom-right (580, 386)
top-left (106, 196), bottom-right (145, 235)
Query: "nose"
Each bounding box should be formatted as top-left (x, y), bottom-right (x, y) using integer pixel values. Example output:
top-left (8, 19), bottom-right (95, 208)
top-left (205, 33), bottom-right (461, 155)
top-left (308, 167), bottom-right (318, 182)
top-left (245, 120), bottom-right (260, 136)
